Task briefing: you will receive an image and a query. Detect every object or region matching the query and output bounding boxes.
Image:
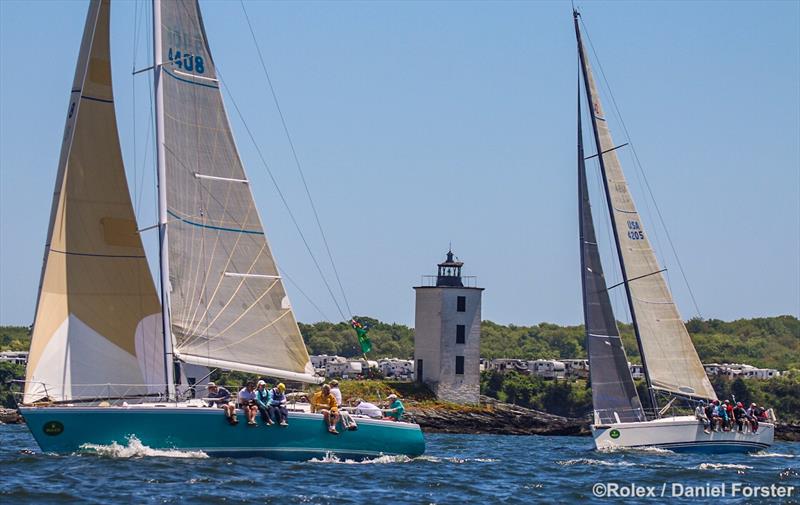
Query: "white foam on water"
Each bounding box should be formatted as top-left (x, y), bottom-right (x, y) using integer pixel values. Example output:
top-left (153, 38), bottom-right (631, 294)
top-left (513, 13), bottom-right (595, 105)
top-left (696, 463), bottom-right (752, 470)
top-left (749, 451), bottom-right (796, 458)
top-left (556, 458), bottom-right (637, 467)
top-left (309, 452), bottom-right (412, 464)
top-left (79, 435), bottom-right (208, 459)
top-left (598, 445), bottom-right (674, 455)
top-left (308, 453), bottom-right (499, 465)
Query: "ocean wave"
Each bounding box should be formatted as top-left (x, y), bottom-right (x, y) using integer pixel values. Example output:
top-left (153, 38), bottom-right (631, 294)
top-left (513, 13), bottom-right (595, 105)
top-left (696, 463), bottom-right (752, 471)
top-left (556, 458), bottom-right (636, 467)
top-left (750, 451), bottom-right (796, 458)
top-left (79, 436), bottom-right (208, 459)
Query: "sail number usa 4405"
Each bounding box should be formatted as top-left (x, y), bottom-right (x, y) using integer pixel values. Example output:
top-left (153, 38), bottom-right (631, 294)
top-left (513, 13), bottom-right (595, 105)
top-left (168, 48), bottom-right (205, 74)
top-left (626, 220), bottom-right (644, 241)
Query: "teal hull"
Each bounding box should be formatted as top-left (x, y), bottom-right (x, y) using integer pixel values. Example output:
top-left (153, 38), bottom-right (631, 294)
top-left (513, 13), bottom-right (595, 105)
top-left (19, 406), bottom-right (425, 460)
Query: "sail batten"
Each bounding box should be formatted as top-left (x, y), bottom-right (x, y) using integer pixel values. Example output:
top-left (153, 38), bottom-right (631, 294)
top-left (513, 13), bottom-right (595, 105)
top-left (158, 0), bottom-right (313, 379)
top-left (575, 14), bottom-right (716, 401)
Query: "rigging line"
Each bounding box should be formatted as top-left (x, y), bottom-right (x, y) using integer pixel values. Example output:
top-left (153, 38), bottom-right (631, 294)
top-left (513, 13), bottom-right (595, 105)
top-left (215, 67), bottom-right (348, 322)
top-left (579, 18), bottom-right (703, 319)
top-left (239, 0), bottom-right (353, 318)
top-left (279, 268), bottom-right (331, 322)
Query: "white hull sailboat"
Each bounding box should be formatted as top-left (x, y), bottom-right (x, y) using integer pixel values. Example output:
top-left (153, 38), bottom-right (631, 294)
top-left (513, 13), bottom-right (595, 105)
top-left (19, 0), bottom-right (424, 460)
top-left (573, 10), bottom-right (773, 453)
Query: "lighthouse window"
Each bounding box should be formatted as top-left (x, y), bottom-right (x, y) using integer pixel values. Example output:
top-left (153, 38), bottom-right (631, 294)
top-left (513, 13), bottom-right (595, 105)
top-left (456, 296), bottom-right (466, 312)
top-left (455, 356), bottom-right (465, 375)
top-left (456, 324), bottom-right (466, 344)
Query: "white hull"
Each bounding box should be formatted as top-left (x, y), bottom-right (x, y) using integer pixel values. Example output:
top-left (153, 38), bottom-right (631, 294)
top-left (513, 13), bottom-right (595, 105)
top-left (592, 415), bottom-right (774, 453)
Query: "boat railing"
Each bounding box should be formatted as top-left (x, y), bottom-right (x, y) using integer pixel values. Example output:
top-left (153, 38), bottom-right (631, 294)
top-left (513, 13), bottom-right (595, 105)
top-left (11, 381), bottom-right (181, 406)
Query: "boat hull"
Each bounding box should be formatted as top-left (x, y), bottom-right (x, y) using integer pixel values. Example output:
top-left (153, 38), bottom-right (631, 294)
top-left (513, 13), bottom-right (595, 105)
top-left (592, 415), bottom-right (773, 453)
top-left (19, 405), bottom-right (425, 460)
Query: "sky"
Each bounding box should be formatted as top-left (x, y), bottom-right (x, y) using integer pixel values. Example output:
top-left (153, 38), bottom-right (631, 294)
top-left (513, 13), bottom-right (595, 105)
top-left (1, 0), bottom-right (798, 328)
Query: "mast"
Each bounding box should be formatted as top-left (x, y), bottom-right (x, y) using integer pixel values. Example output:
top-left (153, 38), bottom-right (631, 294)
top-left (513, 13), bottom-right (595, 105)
top-left (573, 10), bottom-right (658, 413)
top-left (153, 0), bottom-right (175, 400)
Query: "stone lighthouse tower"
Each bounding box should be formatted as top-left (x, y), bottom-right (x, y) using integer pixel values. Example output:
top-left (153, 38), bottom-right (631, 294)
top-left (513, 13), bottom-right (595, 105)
top-left (414, 250), bottom-right (483, 404)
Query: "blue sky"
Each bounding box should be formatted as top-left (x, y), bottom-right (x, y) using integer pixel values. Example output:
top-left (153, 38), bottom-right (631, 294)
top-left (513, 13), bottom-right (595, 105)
top-left (1, 1), bottom-right (798, 327)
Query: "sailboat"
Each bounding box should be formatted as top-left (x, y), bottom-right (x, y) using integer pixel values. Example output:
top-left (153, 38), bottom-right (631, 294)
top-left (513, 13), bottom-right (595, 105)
top-left (19, 0), bottom-right (424, 460)
top-left (574, 10), bottom-right (773, 453)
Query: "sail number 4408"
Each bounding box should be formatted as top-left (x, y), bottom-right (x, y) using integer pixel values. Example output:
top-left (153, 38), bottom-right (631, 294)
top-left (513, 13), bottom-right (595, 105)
top-left (168, 48), bottom-right (205, 74)
top-left (626, 220), bottom-right (644, 240)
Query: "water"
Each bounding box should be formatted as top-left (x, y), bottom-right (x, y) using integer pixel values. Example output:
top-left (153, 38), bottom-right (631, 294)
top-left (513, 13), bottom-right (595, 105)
top-left (1, 423), bottom-right (797, 504)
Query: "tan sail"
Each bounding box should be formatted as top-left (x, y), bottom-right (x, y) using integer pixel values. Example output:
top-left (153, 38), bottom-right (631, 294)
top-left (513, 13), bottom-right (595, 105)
top-left (157, 0), bottom-right (316, 382)
top-left (24, 0), bottom-right (163, 403)
top-left (579, 38), bottom-right (716, 400)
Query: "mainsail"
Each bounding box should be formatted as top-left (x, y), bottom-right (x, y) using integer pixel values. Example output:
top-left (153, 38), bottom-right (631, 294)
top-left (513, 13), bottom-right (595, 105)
top-left (156, 0), bottom-right (316, 382)
top-left (575, 14), bottom-right (716, 401)
top-left (24, 0), bottom-right (164, 403)
top-left (578, 92), bottom-right (645, 424)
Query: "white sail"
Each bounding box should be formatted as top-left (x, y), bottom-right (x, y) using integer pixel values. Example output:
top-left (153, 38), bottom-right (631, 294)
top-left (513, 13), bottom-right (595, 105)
top-left (157, 0), bottom-right (316, 382)
top-left (24, 0), bottom-right (164, 403)
top-left (578, 36), bottom-right (716, 400)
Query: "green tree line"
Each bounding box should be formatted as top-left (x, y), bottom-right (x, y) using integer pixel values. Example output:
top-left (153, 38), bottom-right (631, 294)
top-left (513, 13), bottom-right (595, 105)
top-left (480, 369), bottom-right (800, 422)
top-left (2, 315), bottom-right (798, 367)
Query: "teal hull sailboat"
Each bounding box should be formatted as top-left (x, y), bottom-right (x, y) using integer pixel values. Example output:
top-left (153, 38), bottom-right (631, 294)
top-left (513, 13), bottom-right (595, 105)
top-left (20, 0), bottom-right (424, 460)
top-left (22, 406), bottom-right (424, 460)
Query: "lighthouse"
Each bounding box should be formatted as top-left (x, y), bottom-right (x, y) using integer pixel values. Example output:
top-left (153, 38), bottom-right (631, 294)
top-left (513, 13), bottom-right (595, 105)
top-left (413, 250), bottom-right (483, 404)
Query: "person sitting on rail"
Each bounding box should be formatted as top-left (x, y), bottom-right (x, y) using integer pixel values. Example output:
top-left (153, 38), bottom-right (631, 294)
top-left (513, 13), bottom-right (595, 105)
top-left (695, 401), bottom-right (710, 434)
top-left (268, 383), bottom-right (289, 427)
top-left (255, 380), bottom-right (273, 425)
top-left (311, 384), bottom-right (340, 434)
top-left (238, 380), bottom-right (259, 426)
top-left (382, 394), bottom-right (405, 422)
top-left (207, 382), bottom-right (237, 425)
top-left (733, 402), bottom-right (748, 433)
top-left (353, 398), bottom-right (383, 419)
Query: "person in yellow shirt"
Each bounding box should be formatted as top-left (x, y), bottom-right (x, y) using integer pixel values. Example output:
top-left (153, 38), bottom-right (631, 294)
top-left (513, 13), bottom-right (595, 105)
top-left (311, 384), bottom-right (340, 434)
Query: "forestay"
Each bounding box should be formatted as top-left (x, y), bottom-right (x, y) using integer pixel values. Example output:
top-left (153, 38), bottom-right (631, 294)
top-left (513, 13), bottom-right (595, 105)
top-left (24, 0), bottom-right (164, 403)
top-left (577, 27), bottom-right (716, 400)
top-left (157, 0), bottom-right (316, 381)
top-left (578, 96), bottom-right (645, 424)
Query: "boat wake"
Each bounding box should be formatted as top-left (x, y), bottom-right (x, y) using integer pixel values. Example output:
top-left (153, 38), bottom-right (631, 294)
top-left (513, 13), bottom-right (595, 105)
top-left (597, 446), bottom-right (674, 455)
top-left (79, 436), bottom-right (208, 459)
top-left (309, 453), bottom-right (499, 465)
top-left (309, 452), bottom-right (413, 464)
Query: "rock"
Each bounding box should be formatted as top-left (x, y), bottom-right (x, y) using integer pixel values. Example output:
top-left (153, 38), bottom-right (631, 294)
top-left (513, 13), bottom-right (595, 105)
top-left (405, 399), bottom-right (590, 437)
top-left (0, 407), bottom-right (22, 424)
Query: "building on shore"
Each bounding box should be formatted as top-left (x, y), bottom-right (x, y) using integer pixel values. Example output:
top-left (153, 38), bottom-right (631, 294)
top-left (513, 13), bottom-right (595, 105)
top-left (704, 363), bottom-right (781, 380)
top-left (414, 250), bottom-right (483, 404)
top-left (0, 351), bottom-right (28, 365)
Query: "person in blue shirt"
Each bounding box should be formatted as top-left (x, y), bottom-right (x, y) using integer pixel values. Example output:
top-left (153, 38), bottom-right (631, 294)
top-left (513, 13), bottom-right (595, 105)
top-left (715, 401), bottom-right (729, 431)
top-left (268, 383), bottom-right (289, 426)
top-left (255, 380), bottom-right (273, 425)
top-left (382, 394), bottom-right (405, 421)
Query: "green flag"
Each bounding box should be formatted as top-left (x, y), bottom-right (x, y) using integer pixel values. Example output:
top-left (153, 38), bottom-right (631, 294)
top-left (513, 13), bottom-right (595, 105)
top-left (351, 318), bottom-right (372, 354)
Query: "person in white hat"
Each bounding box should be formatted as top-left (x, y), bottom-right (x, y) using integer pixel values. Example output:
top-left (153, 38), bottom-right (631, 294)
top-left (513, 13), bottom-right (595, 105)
top-left (382, 393), bottom-right (405, 421)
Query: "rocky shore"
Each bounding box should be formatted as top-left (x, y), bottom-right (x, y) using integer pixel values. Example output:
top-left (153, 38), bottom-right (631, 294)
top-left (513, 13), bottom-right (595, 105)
top-left (0, 407), bottom-right (22, 424)
top-left (406, 397), bottom-right (590, 437)
top-left (405, 397), bottom-right (800, 442)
